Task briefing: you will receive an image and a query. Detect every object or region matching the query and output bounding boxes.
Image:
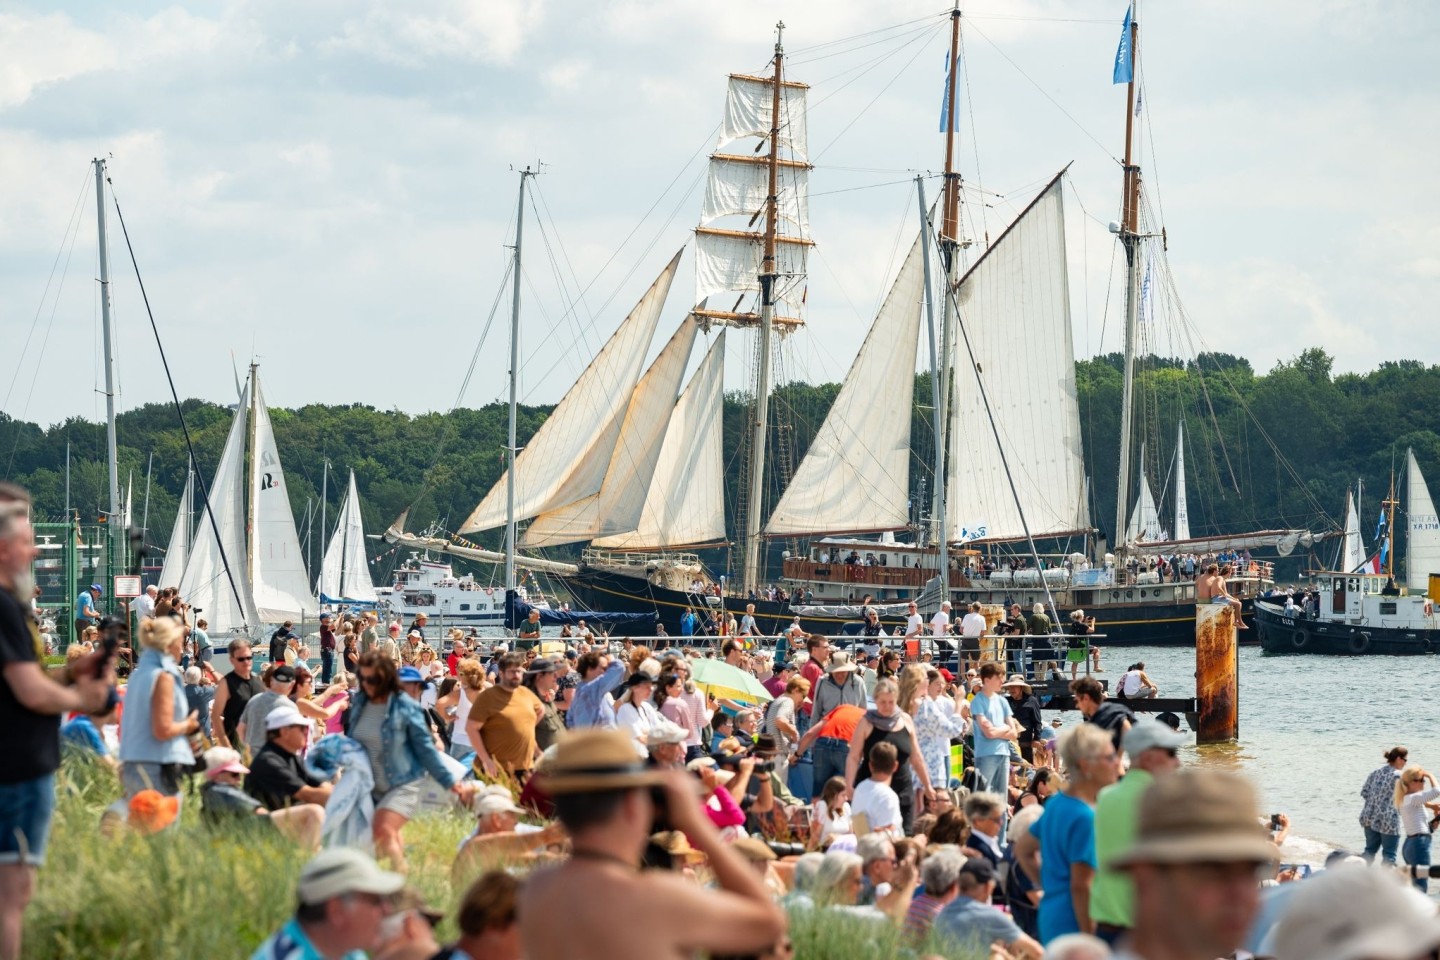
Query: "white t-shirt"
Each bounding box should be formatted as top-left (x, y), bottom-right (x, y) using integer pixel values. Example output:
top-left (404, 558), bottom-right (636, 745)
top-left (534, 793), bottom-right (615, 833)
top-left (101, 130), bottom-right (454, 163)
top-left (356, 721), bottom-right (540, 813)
top-left (812, 799), bottom-right (853, 845)
top-left (930, 610), bottom-right (951, 637)
top-left (905, 613), bottom-right (923, 638)
top-left (134, 594), bottom-right (157, 621)
top-left (850, 778), bottom-right (903, 836)
top-left (1121, 669), bottom-right (1147, 696)
top-left (960, 612), bottom-right (987, 638)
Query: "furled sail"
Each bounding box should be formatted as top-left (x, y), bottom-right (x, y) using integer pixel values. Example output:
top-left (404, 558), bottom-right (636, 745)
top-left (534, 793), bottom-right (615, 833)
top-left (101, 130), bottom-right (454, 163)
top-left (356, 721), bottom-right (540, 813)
top-left (593, 331), bottom-right (727, 550)
top-left (1405, 449), bottom-right (1440, 591)
top-left (945, 174), bottom-right (1089, 543)
top-left (1173, 421), bottom-right (1191, 542)
top-left (249, 371), bottom-right (318, 623)
top-left (765, 231), bottom-right (926, 536)
top-left (460, 251), bottom-right (680, 533)
top-left (180, 383), bottom-right (260, 634)
top-left (157, 467), bottom-right (193, 590)
top-left (522, 317), bottom-right (699, 547)
top-left (1340, 490), bottom-right (1365, 573)
top-left (320, 470), bottom-right (376, 604)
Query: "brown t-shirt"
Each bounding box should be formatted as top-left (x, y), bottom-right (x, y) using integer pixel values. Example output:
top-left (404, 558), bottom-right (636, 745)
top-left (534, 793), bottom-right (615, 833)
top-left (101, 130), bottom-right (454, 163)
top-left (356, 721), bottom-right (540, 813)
top-left (467, 685), bottom-right (542, 772)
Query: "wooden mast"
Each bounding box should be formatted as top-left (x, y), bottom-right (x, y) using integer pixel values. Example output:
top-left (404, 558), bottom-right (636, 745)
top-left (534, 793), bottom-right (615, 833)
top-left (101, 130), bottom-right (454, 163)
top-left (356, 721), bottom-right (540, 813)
top-left (740, 21), bottom-right (785, 593)
top-left (932, 1), bottom-right (963, 572)
top-left (1384, 470), bottom-right (1399, 580)
top-left (1112, 4), bottom-right (1143, 557)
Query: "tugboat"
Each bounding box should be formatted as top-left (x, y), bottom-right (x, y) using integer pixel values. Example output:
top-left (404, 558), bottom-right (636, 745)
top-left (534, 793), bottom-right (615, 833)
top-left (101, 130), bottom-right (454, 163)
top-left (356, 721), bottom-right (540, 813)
top-left (1257, 451), bottom-right (1440, 656)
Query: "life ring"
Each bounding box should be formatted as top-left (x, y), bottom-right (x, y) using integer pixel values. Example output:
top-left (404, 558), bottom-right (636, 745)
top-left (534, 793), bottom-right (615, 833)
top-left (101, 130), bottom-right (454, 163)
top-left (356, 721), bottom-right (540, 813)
top-left (485, 587), bottom-right (494, 597)
top-left (1291, 630), bottom-right (1309, 651)
top-left (1348, 634), bottom-right (1371, 655)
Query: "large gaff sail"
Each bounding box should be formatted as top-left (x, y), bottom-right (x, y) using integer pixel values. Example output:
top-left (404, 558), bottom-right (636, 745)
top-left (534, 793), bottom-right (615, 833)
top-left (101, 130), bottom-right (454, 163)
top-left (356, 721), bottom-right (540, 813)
top-left (1406, 449), bottom-right (1440, 590)
top-left (765, 231), bottom-right (926, 536)
top-left (1173, 421), bottom-right (1191, 541)
top-left (1340, 490), bottom-right (1365, 573)
top-left (249, 371), bottom-right (318, 623)
top-left (461, 251), bottom-right (680, 533)
top-left (180, 383), bottom-right (260, 634)
top-left (157, 468), bottom-right (193, 589)
top-left (593, 332), bottom-right (727, 550)
top-left (320, 470), bottom-right (376, 604)
top-left (522, 317), bottom-right (699, 547)
top-left (945, 174), bottom-right (1089, 543)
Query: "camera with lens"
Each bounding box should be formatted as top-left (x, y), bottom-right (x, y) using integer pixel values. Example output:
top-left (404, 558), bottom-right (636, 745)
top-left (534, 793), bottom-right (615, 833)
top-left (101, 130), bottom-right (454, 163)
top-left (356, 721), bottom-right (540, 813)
top-left (751, 759), bottom-right (775, 774)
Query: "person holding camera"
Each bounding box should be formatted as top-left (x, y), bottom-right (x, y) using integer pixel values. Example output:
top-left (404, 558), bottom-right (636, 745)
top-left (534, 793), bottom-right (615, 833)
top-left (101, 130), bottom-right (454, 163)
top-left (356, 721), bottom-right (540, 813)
top-left (118, 617), bottom-right (201, 801)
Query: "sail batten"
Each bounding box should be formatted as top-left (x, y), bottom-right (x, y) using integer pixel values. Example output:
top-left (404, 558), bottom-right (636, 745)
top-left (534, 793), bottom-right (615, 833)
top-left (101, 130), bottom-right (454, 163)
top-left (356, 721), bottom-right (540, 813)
top-left (1405, 449), bottom-right (1440, 590)
top-left (944, 175), bottom-right (1089, 543)
top-left (593, 332), bottom-right (727, 550)
top-left (765, 231), bottom-right (926, 537)
top-left (461, 251), bottom-right (681, 533)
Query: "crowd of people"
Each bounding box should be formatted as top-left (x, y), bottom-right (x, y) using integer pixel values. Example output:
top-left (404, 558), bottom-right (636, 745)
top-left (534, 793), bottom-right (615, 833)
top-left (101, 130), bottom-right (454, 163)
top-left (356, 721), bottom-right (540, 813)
top-left (5, 479), bottom-right (1440, 960)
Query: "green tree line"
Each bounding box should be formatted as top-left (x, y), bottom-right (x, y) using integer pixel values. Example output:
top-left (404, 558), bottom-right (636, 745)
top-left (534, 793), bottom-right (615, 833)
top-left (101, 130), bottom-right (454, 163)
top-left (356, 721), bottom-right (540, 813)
top-left (4, 348), bottom-right (1438, 582)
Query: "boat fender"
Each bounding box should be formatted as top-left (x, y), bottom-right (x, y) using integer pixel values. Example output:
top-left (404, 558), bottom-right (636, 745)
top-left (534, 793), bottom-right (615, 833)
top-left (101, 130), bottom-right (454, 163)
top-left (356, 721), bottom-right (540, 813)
top-left (1291, 630), bottom-right (1309, 651)
top-left (1348, 633), bottom-right (1371, 655)
top-left (1425, 600), bottom-right (1433, 618)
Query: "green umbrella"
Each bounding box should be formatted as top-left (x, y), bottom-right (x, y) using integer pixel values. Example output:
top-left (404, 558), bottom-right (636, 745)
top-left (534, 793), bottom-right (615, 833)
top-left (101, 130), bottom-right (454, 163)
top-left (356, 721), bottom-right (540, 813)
top-left (686, 656), bottom-right (773, 705)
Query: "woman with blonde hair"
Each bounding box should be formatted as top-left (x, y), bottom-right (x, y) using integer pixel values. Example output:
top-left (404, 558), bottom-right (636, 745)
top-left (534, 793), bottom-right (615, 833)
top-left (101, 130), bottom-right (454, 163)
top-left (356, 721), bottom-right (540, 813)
top-left (901, 664), bottom-right (969, 793)
top-left (1395, 763), bottom-right (1440, 892)
top-left (845, 676), bottom-right (936, 834)
top-left (446, 657), bottom-right (487, 760)
top-left (117, 618), bottom-right (200, 800)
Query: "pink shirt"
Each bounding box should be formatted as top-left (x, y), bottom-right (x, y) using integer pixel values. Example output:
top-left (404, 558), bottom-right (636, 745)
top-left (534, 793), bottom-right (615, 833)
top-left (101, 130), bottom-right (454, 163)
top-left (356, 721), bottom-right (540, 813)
top-left (321, 691), bottom-right (348, 736)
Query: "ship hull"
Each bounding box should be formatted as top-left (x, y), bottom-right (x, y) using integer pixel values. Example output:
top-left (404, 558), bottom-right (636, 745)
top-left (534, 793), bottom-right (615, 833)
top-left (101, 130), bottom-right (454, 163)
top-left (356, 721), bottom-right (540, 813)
top-left (562, 568), bottom-right (1256, 646)
top-left (1255, 601), bottom-right (1438, 655)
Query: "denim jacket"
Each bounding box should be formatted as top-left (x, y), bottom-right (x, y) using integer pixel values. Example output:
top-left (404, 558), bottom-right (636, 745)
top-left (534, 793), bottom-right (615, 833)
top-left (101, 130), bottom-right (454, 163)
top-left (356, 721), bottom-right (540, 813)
top-left (342, 689), bottom-right (459, 791)
top-left (118, 647), bottom-right (193, 766)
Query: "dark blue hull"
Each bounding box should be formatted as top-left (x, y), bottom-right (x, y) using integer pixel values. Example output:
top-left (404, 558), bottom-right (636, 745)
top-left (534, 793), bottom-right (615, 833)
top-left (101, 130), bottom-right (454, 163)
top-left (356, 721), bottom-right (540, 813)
top-left (1255, 602), bottom-right (1438, 655)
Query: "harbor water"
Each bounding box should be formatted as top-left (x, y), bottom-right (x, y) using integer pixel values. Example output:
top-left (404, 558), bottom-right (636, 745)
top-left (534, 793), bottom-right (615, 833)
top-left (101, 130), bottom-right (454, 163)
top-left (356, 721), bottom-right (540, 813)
top-left (1091, 644), bottom-right (1440, 860)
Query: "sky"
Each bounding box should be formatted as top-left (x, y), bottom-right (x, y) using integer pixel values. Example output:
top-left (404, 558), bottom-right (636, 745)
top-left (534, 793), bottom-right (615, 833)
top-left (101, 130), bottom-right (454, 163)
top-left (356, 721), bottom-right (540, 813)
top-left (2, 0), bottom-right (1437, 430)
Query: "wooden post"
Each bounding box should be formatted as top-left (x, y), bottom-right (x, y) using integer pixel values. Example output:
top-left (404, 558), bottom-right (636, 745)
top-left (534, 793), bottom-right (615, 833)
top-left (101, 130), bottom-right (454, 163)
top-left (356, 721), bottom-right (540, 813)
top-left (1194, 603), bottom-right (1238, 742)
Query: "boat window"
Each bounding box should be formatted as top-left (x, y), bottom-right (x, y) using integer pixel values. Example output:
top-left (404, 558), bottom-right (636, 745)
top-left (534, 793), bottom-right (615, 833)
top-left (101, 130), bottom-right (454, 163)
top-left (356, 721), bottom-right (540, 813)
top-left (459, 604), bottom-right (470, 612)
top-left (1380, 602), bottom-right (1397, 615)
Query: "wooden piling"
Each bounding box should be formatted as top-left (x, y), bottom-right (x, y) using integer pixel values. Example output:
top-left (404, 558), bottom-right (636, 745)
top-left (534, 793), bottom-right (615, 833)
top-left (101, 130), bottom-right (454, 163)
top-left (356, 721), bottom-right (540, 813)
top-left (1195, 603), bottom-right (1238, 742)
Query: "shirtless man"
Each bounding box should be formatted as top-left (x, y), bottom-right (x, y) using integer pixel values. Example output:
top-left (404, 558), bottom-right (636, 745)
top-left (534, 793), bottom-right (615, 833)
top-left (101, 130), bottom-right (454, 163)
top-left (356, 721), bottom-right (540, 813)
top-left (520, 729), bottom-right (786, 960)
top-left (1196, 563), bottom-right (1246, 627)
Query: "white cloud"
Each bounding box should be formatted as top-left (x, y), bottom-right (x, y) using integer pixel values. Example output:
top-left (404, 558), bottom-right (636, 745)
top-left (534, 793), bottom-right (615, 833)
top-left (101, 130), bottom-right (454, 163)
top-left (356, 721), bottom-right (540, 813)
top-left (321, 0), bottom-right (547, 67)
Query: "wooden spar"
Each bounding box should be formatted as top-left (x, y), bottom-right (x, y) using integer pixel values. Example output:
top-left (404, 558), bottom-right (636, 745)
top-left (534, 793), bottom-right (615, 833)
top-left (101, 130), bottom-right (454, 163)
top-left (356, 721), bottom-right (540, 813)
top-left (941, 3), bottom-right (962, 243)
top-left (1120, 14), bottom-right (1141, 234)
top-left (1112, 4), bottom-right (1143, 556)
top-left (693, 226), bottom-right (814, 246)
top-left (1384, 471), bottom-right (1399, 579)
top-left (1194, 602), bottom-right (1238, 742)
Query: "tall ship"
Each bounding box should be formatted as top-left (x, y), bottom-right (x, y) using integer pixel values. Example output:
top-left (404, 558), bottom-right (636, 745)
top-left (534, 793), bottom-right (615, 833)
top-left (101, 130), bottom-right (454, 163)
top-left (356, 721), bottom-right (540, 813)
top-left (386, 8), bottom-right (1324, 644)
top-left (1256, 450), bottom-right (1440, 655)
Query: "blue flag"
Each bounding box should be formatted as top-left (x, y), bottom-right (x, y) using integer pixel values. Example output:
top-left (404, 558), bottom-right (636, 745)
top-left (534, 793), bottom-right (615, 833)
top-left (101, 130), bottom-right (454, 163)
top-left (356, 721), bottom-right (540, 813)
top-left (939, 51), bottom-right (959, 132)
top-left (1380, 535), bottom-right (1390, 569)
top-left (1373, 508), bottom-right (1387, 542)
top-left (1113, 3), bottom-right (1134, 84)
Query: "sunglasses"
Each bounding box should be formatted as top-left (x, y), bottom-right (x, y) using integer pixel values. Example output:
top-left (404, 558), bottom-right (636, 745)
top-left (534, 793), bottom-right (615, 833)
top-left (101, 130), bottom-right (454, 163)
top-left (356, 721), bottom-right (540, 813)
top-left (233, 656), bottom-right (253, 662)
top-left (359, 674), bottom-right (382, 686)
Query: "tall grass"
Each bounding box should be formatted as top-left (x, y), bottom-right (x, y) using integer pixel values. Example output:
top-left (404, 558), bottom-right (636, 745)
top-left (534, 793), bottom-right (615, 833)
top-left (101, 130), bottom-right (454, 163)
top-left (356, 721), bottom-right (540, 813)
top-left (27, 760), bottom-right (986, 959)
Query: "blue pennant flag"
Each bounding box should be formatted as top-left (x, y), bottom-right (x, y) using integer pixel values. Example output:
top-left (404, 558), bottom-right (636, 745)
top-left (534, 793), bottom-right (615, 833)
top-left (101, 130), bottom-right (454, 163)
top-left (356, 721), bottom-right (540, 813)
top-left (1373, 508), bottom-right (1387, 542)
top-left (1113, 3), bottom-right (1134, 84)
top-left (939, 51), bottom-right (960, 133)
top-left (1380, 535), bottom-right (1390, 569)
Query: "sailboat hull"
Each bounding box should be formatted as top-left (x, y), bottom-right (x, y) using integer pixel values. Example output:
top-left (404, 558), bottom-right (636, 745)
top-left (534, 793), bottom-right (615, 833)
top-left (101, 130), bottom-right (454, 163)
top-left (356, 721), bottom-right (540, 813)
top-left (560, 567), bottom-right (1257, 647)
top-left (1255, 601), bottom-right (1437, 656)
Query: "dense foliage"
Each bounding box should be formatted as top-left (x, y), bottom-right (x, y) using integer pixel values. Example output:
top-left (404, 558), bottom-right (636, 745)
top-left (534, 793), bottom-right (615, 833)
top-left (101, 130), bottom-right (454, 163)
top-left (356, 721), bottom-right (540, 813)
top-left (4, 349), bottom-right (1439, 582)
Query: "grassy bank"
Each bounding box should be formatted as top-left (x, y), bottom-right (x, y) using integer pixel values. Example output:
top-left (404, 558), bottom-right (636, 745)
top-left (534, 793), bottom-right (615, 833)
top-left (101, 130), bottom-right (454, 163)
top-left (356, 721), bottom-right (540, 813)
top-left (27, 760), bottom-right (982, 959)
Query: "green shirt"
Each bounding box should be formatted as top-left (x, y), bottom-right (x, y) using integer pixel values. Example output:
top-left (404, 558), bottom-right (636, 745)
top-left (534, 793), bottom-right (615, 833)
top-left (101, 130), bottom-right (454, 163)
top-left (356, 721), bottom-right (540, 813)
top-left (1089, 767), bottom-right (1154, 927)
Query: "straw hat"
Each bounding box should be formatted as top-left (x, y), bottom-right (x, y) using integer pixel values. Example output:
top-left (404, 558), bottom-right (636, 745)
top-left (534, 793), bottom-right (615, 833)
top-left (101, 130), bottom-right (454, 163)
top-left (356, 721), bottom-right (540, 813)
top-left (825, 652), bottom-right (858, 675)
top-left (1000, 674), bottom-right (1032, 692)
top-left (651, 831), bottom-right (707, 863)
top-left (1111, 769), bottom-right (1278, 869)
top-left (1272, 863), bottom-right (1440, 960)
top-left (536, 729), bottom-right (670, 795)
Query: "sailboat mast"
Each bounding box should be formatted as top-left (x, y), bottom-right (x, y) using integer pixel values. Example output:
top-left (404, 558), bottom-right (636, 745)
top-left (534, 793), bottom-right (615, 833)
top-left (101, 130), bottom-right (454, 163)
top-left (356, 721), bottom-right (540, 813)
top-left (248, 362), bottom-right (259, 592)
top-left (935, 3), bottom-right (964, 541)
top-left (319, 458), bottom-right (329, 590)
top-left (740, 22), bottom-right (786, 593)
top-left (1112, 7), bottom-right (1143, 557)
top-left (917, 176), bottom-right (949, 587)
top-left (506, 168), bottom-right (536, 593)
top-left (141, 452), bottom-right (153, 542)
top-left (94, 158), bottom-right (122, 560)
top-left (1385, 471), bottom-right (1398, 580)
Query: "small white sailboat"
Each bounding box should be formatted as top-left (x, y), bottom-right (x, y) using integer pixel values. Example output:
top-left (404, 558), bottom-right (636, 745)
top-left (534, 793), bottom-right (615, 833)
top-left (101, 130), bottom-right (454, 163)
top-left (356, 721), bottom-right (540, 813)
top-left (319, 470), bottom-right (377, 606)
top-left (157, 465), bottom-right (194, 589)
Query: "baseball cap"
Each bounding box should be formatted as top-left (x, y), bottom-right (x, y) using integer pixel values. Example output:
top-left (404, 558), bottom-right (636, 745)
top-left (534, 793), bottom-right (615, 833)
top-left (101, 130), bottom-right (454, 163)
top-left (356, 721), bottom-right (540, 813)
top-left (472, 786), bottom-right (527, 818)
top-left (90, 583), bottom-right (103, 594)
top-left (202, 746), bottom-right (250, 780)
top-left (296, 848), bottom-right (405, 905)
top-left (1122, 716), bottom-right (1186, 758)
top-left (646, 720), bottom-right (688, 747)
top-left (264, 703), bottom-right (308, 731)
top-left (271, 665), bottom-right (297, 684)
top-left (396, 665), bottom-right (426, 684)
top-left (959, 857), bottom-right (996, 885)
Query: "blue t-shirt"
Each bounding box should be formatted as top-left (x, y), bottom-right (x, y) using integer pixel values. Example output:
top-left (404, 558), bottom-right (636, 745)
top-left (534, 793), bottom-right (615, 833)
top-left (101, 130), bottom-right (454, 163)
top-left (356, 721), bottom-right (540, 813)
top-left (60, 716), bottom-right (107, 756)
top-left (970, 691), bottom-right (1014, 758)
top-left (75, 591), bottom-right (98, 618)
top-left (251, 918), bottom-right (365, 960)
top-left (934, 895), bottom-right (1022, 950)
top-left (1035, 791), bottom-right (1097, 943)
top-left (680, 613), bottom-right (696, 636)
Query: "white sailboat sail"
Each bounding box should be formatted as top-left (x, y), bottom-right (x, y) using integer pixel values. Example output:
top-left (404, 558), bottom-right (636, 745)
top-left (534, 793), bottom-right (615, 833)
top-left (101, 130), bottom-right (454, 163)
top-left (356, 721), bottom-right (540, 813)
top-left (593, 331), bottom-right (727, 549)
top-left (460, 251), bottom-right (680, 533)
top-left (1405, 449), bottom-right (1440, 591)
top-left (180, 383), bottom-right (260, 634)
top-left (320, 471), bottom-right (376, 603)
top-left (765, 231), bottom-right (926, 536)
top-left (944, 175), bottom-right (1089, 543)
top-left (1126, 470), bottom-right (1166, 543)
top-left (249, 371), bottom-right (318, 623)
top-left (157, 468), bottom-right (193, 589)
top-left (522, 317), bottom-right (699, 547)
top-left (1173, 421), bottom-right (1191, 541)
top-left (1340, 490), bottom-right (1365, 573)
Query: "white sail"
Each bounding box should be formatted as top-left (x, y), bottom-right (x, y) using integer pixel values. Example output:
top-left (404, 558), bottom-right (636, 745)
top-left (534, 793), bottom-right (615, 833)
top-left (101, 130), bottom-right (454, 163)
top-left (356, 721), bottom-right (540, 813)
top-left (1173, 421), bottom-right (1191, 541)
top-left (522, 317), bottom-right (699, 547)
top-left (702, 156), bottom-right (810, 236)
top-left (249, 371), bottom-right (318, 623)
top-left (122, 474), bottom-right (133, 532)
top-left (766, 231), bottom-right (926, 536)
top-left (180, 384), bottom-right (260, 634)
top-left (461, 251), bottom-right (680, 533)
top-left (944, 176), bottom-right (1089, 543)
top-left (1340, 490), bottom-right (1365, 573)
top-left (593, 331), bottom-right (727, 549)
top-left (157, 468), bottom-right (193, 589)
top-left (719, 75), bottom-right (808, 160)
top-left (321, 471), bottom-right (376, 603)
top-left (694, 230), bottom-right (811, 312)
top-left (1406, 449), bottom-right (1440, 591)
top-left (1126, 469), bottom-right (1166, 543)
